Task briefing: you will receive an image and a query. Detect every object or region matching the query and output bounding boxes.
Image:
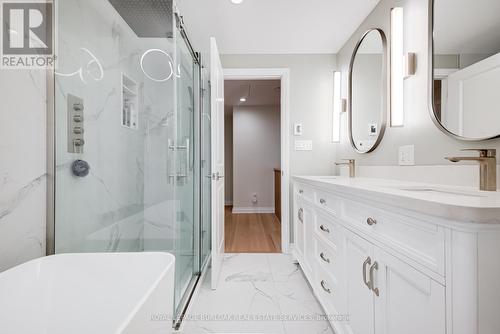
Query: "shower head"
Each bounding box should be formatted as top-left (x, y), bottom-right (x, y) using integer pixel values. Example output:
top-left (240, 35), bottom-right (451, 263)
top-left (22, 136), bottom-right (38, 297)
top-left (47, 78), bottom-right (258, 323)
top-left (108, 0), bottom-right (174, 38)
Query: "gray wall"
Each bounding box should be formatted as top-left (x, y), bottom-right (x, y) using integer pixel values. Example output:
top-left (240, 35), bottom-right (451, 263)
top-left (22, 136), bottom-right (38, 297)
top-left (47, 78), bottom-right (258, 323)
top-left (335, 0), bottom-right (500, 166)
top-left (221, 54), bottom-right (338, 176)
top-left (232, 106), bottom-right (280, 210)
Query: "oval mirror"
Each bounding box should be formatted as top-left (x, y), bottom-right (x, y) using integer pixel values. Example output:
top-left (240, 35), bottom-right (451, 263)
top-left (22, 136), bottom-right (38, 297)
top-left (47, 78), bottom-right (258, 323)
top-left (430, 0), bottom-right (500, 140)
top-left (348, 28), bottom-right (388, 153)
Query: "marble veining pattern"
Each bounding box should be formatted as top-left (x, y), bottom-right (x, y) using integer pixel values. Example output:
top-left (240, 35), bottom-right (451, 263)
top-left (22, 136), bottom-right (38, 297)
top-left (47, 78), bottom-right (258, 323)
top-left (181, 254), bottom-right (334, 334)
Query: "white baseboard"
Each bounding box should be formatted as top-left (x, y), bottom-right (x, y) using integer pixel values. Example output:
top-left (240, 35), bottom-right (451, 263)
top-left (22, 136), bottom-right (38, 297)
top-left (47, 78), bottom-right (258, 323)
top-left (232, 207), bottom-right (275, 214)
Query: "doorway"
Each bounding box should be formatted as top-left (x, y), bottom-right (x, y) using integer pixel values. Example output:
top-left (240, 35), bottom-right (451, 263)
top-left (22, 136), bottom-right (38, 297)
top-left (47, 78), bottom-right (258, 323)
top-left (224, 68), bottom-right (290, 253)
top-left (224, 80), bottom-right (281, 253)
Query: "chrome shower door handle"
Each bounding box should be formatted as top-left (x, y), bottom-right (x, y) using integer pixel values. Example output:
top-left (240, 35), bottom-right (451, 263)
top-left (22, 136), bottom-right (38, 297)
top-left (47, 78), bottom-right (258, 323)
top-left (362, 256), bottom-right (372, 290)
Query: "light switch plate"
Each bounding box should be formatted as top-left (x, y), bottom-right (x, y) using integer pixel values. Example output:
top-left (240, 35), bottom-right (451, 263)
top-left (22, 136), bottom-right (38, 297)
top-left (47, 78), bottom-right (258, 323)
top-left (294, 123), bottom-right (303, 136)
top-left (399, 145), bottom-right (415, 166)
top-left (295, 140), bottom-right (313, 151)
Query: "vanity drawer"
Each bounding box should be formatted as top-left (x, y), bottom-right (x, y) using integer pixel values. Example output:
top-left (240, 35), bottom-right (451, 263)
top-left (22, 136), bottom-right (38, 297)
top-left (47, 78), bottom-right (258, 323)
top-left (313, 258), bottom-right (344, 321)
top-left (315, 189), bottom-right (339, 215)
top-left (295, 182), bottom-right (314, 202)
top-left (341, 199), bottom-right (446, 276)
top-left (314, 233), bottom-right (342, 281)
top-left (314, 211), bottom-right (341, 249)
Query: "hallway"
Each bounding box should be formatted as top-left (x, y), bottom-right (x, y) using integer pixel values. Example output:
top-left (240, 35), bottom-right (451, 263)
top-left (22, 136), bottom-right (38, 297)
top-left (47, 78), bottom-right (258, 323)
top-left (224, 206), bottom-right (281, 253)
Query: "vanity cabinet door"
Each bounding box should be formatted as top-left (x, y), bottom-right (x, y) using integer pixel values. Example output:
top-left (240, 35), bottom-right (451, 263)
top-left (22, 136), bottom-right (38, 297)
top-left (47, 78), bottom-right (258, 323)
top-left (373, 248), bottom-right (446, 334)
top-left (294, 200), bottom-right (306, 258)
top-left (294, 199), bottom-right (313, 275)
top-left (344, 230), bottom-right (375, 334)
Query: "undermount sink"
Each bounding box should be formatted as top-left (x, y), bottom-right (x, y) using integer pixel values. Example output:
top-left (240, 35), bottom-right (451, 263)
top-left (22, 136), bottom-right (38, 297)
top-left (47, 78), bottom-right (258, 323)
top-left (393, 186), bottom-right (488, 198)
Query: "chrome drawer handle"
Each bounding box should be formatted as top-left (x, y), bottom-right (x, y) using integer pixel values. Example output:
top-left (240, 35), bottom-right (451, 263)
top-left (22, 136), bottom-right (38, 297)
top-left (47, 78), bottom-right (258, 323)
top-left (299, 189), bottom-right (304, 194)
top-left (319, 198), bottom-right (327, 205)
top-left (298, 208), bottom-right (304, 223)
top-left (362, 256), bottom-right (372, 290)
top-left (320, 252), bottom-right (330, 263)
top-left (370, 262), bottom-right (380, 297)
top-left (320, 280), bottom-right (331, 294)
top-left (367, 217), bottom-right (377, 226)
top-left (319, 225), bottom-right (330, 233)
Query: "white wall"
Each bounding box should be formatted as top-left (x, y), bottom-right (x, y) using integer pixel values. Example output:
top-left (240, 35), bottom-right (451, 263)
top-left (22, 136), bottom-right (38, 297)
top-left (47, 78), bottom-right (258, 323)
top-left (224, 113), bottom-right (233, 205)
top-left (221, 54), bottom-right (338, 177)
top-left (335, 0), bottom-right (500, 171)
top-left (232, 106), bottom-right (280, 211)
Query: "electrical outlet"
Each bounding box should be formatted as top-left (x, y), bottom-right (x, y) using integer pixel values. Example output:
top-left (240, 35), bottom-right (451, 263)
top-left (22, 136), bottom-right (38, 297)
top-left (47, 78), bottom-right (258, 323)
top-left (399, 145), bottom-right (415, 166)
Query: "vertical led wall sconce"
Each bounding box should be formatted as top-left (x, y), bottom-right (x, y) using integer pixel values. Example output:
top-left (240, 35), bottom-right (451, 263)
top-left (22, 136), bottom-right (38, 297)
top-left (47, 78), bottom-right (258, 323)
top-left (332, 71), bottom-right (342, 143)
top-left (390, 7), bottom-right (405, 127)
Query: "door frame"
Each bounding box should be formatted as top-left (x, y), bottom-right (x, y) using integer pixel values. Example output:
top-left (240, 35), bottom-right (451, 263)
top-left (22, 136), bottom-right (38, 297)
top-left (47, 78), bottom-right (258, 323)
top-left (223, 68), bottom-right (291, 253)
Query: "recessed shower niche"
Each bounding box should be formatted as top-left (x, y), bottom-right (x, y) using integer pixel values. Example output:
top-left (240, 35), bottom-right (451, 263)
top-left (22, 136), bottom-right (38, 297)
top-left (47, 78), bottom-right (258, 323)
top-left (121, 73), bottom-right (139, 130)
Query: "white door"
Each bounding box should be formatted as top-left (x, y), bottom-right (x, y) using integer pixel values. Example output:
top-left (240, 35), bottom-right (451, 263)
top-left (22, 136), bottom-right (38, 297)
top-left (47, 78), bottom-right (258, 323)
top-left (373, 248), bottom-right (446, 334)
top-left (210, 37), bottom-right (225, 290)
top-left (344, 230), bottom-right (375, 334)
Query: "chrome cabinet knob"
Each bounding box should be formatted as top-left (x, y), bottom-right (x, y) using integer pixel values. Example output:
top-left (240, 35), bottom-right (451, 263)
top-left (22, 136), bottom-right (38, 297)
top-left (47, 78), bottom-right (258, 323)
top-left (298, 208), bottom-right (304, 223)
top-left (299, 189), bottom-right (304, 194)
top-left (319, 225), bottom-right (330, 233)
top-left (320, 280), bottom-right (331, 294)
top-left (320, 252), bottom-right (330, 263)
top-left (367, 217), bottom-right (377, 226)
top-left (319, 198), bottom-right (327, 205)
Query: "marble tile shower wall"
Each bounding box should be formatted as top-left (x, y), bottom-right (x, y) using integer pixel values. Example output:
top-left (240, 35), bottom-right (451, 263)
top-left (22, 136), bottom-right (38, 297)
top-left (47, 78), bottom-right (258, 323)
top-left (55, 0), bottom-right (177, 253)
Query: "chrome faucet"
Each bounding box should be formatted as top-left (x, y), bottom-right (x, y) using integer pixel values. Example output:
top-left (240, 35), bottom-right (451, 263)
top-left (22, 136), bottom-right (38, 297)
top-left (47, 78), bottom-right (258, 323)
top-left (335, 159), bottom-right (356, 178)
top-left (445, 149), bottom-right (497, 191)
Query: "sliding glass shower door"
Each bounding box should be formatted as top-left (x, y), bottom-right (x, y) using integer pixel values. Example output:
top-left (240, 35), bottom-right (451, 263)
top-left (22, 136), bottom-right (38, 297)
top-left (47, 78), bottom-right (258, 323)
top-left (172, 23), bottom-right (200, 314)
top-left (52, 0), bottom-right (207, 322)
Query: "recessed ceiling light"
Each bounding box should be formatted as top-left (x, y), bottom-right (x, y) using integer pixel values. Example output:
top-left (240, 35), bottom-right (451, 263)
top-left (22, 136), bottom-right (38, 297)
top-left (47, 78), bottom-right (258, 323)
top-left (240, 97), bottom-right (247, 102)
top-left (230, 0), bottom-right (244, 4)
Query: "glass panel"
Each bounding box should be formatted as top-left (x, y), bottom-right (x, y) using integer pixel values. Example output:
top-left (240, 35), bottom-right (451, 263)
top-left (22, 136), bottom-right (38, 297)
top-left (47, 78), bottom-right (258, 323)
top-left (173, 26), bottom-right (199, 314)
top-left (54, 0), bottom-right (203, 321)
top-left (200, 63), bottom-right (212, 266)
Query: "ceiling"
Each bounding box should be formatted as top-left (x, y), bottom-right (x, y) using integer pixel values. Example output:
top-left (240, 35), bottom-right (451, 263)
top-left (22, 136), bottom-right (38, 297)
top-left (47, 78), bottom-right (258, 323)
top-left (225, 80), bottom-right (281, 113)
top-left (176, 0), bottom-right (380, 54)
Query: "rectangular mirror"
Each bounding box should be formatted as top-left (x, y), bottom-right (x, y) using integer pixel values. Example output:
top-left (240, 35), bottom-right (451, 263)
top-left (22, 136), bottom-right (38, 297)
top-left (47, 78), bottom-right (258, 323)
top-left (430, 0), bottom-right (500, 141)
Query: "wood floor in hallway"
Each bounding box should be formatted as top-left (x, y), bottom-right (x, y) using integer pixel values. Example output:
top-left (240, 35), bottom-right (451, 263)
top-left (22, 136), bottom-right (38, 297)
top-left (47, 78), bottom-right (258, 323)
top-left (224, 206), bottom-right (281, 253)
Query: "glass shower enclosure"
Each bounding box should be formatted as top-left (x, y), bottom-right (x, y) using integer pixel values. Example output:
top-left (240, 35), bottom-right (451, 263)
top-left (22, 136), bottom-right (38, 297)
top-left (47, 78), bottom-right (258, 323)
top-left (49, 0), bottom-right (210, 324)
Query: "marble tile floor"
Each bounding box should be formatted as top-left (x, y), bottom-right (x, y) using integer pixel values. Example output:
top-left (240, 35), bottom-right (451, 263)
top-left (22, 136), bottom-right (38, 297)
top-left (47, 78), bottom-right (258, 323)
top-left (179, 253), bottom-right (334, 334)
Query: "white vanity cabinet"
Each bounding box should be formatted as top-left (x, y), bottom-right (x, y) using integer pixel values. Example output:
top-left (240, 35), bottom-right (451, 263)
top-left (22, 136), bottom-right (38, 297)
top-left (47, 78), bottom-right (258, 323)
top-left (292, 176), bottom-right (500, 334)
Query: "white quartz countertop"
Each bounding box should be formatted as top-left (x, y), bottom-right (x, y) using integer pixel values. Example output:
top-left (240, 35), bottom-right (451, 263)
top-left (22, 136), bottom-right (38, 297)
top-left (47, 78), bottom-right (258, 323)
top-left (293, 175), bottom-right (500, 225)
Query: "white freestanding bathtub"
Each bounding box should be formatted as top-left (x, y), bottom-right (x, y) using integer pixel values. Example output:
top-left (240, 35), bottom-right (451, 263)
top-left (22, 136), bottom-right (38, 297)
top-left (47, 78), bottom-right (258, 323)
top-left (0, 252), bottom-right (175, 334)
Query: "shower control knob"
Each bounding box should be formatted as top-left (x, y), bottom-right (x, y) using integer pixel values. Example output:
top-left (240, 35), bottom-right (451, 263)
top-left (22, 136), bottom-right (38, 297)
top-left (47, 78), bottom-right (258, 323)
top-left (73, 115), bottom-right (84, 122)
top-left (71, 160), bottom-right (90, 177)
top-left (73, 103), bottom-right (84, 111)
top-left (73, 139), bottom-right (85, 147)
